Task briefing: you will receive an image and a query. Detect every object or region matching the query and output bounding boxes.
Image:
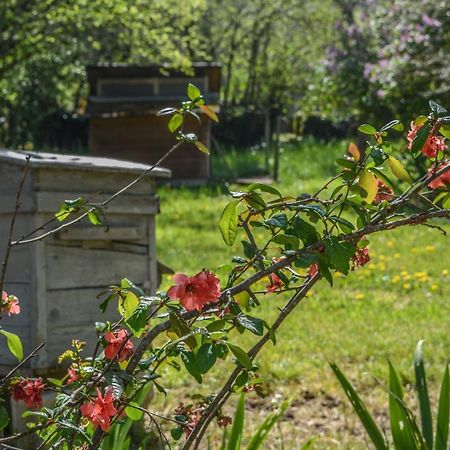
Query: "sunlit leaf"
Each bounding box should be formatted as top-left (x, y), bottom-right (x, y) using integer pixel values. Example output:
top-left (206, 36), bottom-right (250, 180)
top-left (358, 169), bottom-right (378, 204)
top-left (388, 156), bottom-right (412, 183)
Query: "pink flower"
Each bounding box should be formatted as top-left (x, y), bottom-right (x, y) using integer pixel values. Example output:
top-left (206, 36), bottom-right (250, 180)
top-left (407, 122), bottom-right (447, 158)
top-left (428, 161), bottom-right (450, 189)
top-left (104, 329), bottom-right (133, 362)
top-left (266, 273), bottom-right (283, 293)
top-left (80, 388), bottom-right (117, 432)
top-left (308, 263), bottom-right (319, 277)
top-left (167, 270), bottom-right (221, 311)
top-left (67, 365), bottom-right (79, 384)
top-left (352, 247), bottom-right (370, 269)
top-left (374, 180), bottom-right (393, 204)
top-left (1, 291), bottom-right (20, 316)
top-left (11, 378), bottom-right (45, 409)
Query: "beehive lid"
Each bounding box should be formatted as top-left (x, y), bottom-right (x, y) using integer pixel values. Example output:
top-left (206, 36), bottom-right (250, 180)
top-left (0, 150), bottom-right (171, 178)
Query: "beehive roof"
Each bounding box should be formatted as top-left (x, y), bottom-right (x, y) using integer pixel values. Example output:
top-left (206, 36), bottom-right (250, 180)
top-left (0, 150), bottom-right (171, 178)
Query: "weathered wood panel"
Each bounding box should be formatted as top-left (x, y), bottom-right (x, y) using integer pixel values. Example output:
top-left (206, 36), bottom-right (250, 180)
top-left (47, 288), bottom-right (121, 327)
top-left (45, 244), bottom-right (150, 289)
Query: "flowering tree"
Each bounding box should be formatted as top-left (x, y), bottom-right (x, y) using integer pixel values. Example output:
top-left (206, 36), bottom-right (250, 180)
top-left (0, 89), bottom-right (450, 449)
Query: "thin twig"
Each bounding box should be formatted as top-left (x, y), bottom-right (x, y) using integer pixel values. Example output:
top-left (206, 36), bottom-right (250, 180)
top-left (12, 142), bottom-right (183, 246)
top-left (0, 155), bottom-right (30, 295)
top-left (0, 341), bottom-right (46, 386)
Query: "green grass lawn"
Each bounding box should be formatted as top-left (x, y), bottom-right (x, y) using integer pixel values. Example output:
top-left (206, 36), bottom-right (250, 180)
top-left (154, 139), bottom-right (450, 449)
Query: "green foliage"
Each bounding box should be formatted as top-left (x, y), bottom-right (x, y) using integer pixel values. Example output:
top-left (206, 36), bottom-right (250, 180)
top-left (0, 329), bottom-right (23, 362)
top-left (332, 341), bottom-right (450, 450)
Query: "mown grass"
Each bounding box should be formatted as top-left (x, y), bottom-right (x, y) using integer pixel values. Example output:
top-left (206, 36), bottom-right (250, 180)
top-left (154, 138), bottom-right (450, 449)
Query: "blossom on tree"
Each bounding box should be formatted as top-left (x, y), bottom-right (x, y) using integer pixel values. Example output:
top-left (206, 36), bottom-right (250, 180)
top-left (266, 273), bottom-right (283, 292)
top-left (1, 290), bottom-right (20, 316)
top-left (168, 270), bottom-right (221, 311)
top-left (352, 247), bottom-right (370, 269)
top-left (80, 388), bottom-right (117, 432)
top-left (374, 180), bottom-right (393, 204)
top-left (104, 329), bottom-right (133, 362)
top-left (67, 365), bottom-right (79, 384)
top-left (428, 161), bottom-right (450, 189)
top-left (10, 377), bottom-right (45, 409)
top-left (407, 122), bottom-right (447, 158)
top-left (308, 263), bottom-right (319, 277)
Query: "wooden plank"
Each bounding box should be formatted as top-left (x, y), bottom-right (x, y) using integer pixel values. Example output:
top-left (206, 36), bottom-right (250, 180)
top-left (36, 191), bottom-right (160, 215)
top-left (30, 237), bottom-right (49, 369)
top-left (55, 225), bottom-right (145, 241)
top-left (45, 244), bottom-right (151, 289)
top-left (0, 195), bottom-right (34, 213)
top-left (47, 288), bottom-right (121, 327)
top-left (147, 217), bottom-right (158, 294)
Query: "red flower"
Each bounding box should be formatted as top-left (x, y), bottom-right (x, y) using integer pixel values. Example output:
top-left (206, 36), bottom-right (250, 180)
top-left (266, 273), bottom-right (283, 292)
top-left (11, 378), bottom-right (45, 409)
top-left (308, 263), bottom-right (319, 277)
top-left (1, 291), bottom-right (20, 316)
top-left (374, 180), bottom-right (393, 204)
top-left (67, 365), bottom-right (79, 384)
top-left (80, 388), bottom-right (117, 432)
top-left (428, 161), bottom-right (450, 189)
top-left (407, 122), bottom-right (447, 158)
top-left (104, 329), bottom-right (133, 362)
top-left (352, 247), bottom-right (370, 269)
top-left (167, 270), bottom-right (221, 311)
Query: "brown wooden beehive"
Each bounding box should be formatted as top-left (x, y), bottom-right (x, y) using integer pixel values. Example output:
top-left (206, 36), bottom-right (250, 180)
top-left (0, 150), bottom-right (170, 373)
top-left (87, 63), bottom-right (221, 182)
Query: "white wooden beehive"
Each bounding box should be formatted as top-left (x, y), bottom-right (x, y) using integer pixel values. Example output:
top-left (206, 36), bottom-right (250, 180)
top-left (0, 150), bottom-right (170, 373)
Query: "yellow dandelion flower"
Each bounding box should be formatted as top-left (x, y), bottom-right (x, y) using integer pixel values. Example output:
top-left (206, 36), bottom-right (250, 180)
top-left (425, 245), bottom-right (436, 252)
top-left (442, 269), bottom-right (449, 276)
top-left (378, 263), bottom-right (386, 271)
top-left (379, 255), bottom-right (386, 261)
top-left (355, 293), bottom-right (365, 300)
top-left (402, 283), bottom-right (411, 290)
top-left (431, 284), bottom-right (439, 291)
top-left (387, 240), bottom-right (395, 248)
top-left (394, 253), bottom-right (401, 259)
top-left (392, 275), bottom-right (401, 283)
top-left (411, 248), bottom-right (418, 253)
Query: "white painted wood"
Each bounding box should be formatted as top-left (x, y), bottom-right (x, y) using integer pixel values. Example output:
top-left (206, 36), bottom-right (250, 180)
top-left (45, 244), bottom-right (150, 289)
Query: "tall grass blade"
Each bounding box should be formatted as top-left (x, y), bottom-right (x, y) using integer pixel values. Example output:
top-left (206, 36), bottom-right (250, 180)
top-left (388, 360), bottom-right (425, 450)
top-left (434, 364), bottom-right (449, 450)
top-left (246, 400), bottom-right (289, 450)
top-left (415, 340), bottom-right (433, 448)
top-left (330, 362), bottom-right (389, 450)
top-left (227, 394), bottom-right (245, 450)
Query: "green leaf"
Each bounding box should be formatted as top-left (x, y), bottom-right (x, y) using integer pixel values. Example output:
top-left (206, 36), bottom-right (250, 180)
top-left (380, 120), bottom-right (401, 132)
top-left (414, 341), bottom-right (433, 449)
top-left (219, 200), bottom-right (239, 246)
top-left (187, 83), bottom-right (201, 101)
top-left (388, 156), bottom-right (412, 183)
top-left (118, 290), bottom-right (139, 322)
top-left (236, 314), bottom-right (264, 336)
top-left (442, 193), bottom-right (450, 209)
top-left (126, 297), bottom-right (158, 337)
top-left (169, 312), bottom-right (197, 350)
top-left (241, 240), bottom-right (256, 259)
top-left (196, 343), bottom-right (217, 374)
top-left (168, 113), bottom-right (183, 133)
top-left (227, 394), bottom-right (245, 450)
top-left (434, 364), bottom-right (449, 450)
top-left (0, 406), bottom-right (10, 432)
top-left (228, 343), bottom-right (252, 370)
top-left (125, 403), bottom-right (144, 421)
top-left (180, 351), bottom-right (202, 383)
top-left (368, 167), bottom-right (395, 190)
top-left (171, 427), bottom-right (183, 441)
top-left (323, 236), bottom-right (355, 275)
top-left (388, 360), bottom-right (421, 450)
top-left (290, 217), bottom-right (318, 246)
top-left (411, 123), bottom-right (431, 157)
top-left (265, 214), bottom-right (288, 228)
top-left (0, 330), bottom-right (23, 362)
top-left (57, 419), bottom-right (92, 444)
top-left (195, 141), bottom-right (210, 154)
top-left (247, 183), bottom-right (282, 198)
top-left (429, 100), bottom-right (448, 117)
top-left (199, 104), bottom-right (219, 122)
top-left (330, 362), bottom-right (388, 450)
top-left (246, 400), bottom-right (289, 450)
top-left (358, 124), bottom-right (377, 135)
top-left (440, 124), bottom-right (450, 139)
top-left (87, 210), bottom-right (102, 225)
top-left (359, 169), bottom-right (378, 204)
